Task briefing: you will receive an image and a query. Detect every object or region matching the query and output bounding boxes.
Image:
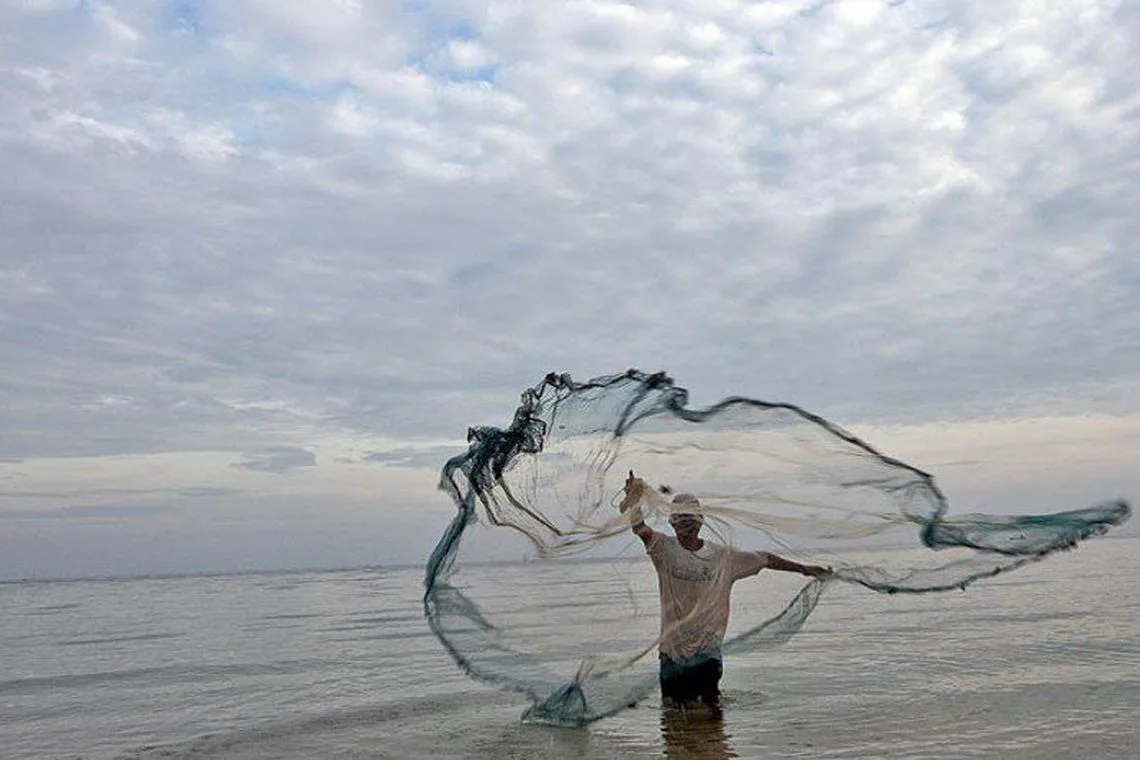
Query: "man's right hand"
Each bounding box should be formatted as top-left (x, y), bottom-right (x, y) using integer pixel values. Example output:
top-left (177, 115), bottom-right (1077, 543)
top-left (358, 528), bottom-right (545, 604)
top-left (620, 471), bottom-right (646, 512)
top-left (620, 471), bottom-right (655, 546)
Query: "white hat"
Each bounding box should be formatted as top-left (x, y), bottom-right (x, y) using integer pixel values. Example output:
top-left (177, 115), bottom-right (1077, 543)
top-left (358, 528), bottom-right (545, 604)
top-left (669, 493), bottom-right (703, 519)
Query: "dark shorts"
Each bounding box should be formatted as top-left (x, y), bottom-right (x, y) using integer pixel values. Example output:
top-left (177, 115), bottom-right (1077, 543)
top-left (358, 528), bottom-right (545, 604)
top-left (659, 652), bottom-right (723, 706)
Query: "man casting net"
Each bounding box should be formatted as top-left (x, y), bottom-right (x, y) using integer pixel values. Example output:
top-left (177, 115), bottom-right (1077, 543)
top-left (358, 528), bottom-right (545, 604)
top-left (424, 370), bottom-right (1130, 725)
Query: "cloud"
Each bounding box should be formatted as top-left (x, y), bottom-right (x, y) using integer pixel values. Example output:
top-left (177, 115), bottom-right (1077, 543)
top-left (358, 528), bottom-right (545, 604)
top-left (232, 447), bottom-right (317, 474)
top-left (0, 505), bottom-right (173, 521)
top-left (1, 0), bottom-right (1137, 576)
top-left (176, 486), bottom-right (245, 498)
top-left (0, 485), bottom-right (245, 499)
top-left (361, 444), bottom-right (466, 468)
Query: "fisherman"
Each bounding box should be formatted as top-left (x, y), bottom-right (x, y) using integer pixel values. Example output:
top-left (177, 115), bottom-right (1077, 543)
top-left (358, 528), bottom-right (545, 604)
top-left (619, 471), bottom-right (829, 707)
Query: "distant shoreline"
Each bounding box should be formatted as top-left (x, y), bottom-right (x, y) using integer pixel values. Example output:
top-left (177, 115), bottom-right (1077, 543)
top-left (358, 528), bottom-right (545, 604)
top-left (4, 530), bottom-right (1135, 586)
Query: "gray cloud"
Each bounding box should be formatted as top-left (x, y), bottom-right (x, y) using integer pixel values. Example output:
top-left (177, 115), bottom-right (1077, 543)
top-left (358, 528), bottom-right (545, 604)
top-left (0, 488), bottom-right (162, 499)
top-left (176, 486), bottom-right (245, 499)
top-left (0, 505), bottom-right (173, 521)
top-left (232, 448), bottom-right (317, 474)
top-left (1, 0), bottom-right (1137, 577)
top-left (361, 445), bottom-right (466, 469)
top-left (0, 486), bottom-right (245, 500)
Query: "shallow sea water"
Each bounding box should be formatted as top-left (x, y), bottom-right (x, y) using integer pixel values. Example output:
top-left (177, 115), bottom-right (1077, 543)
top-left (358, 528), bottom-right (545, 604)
top-left (2, 537), bottom-right (1137, 759)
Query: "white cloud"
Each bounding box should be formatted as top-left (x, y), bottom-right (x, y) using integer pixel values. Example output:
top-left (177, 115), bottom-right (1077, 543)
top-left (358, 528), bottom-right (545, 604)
top-left (0, 0), bottom-right (1137, 577)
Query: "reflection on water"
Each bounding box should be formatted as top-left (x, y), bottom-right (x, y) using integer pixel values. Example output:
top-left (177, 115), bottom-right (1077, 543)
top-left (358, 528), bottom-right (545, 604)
top-left (661, 705), bottom-right (737, 760)
top-left (3, 538), bottom-right (1139, 760)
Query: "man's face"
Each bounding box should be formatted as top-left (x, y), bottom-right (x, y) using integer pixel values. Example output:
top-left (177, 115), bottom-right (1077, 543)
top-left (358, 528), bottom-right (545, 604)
top-left (669, 513), bottom-right (703, 539)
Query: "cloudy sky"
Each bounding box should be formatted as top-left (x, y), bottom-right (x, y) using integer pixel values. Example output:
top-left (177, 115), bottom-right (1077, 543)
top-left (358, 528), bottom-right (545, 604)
top-left (1, 0), bottom-right (1137, 581)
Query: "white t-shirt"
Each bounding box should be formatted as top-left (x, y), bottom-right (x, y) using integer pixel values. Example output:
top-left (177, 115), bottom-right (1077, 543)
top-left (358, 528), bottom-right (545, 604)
top-left (646, 532), bottom-right (771, 661)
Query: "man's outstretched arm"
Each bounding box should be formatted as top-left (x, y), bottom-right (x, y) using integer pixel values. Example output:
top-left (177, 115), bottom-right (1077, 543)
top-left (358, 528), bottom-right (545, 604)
top-left (619, 472), bottom-right (655, 547)
top-left (765, 553), bottom-right (831, 579)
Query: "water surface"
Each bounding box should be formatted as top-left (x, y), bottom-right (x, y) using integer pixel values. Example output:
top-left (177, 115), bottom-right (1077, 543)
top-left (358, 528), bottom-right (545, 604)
top-left (2, 538), bottom-right (1137, 759)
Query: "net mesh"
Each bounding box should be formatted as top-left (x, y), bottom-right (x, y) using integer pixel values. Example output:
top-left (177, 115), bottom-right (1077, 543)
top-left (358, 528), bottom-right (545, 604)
top-left (424, 370), bottom-right (1131, 725)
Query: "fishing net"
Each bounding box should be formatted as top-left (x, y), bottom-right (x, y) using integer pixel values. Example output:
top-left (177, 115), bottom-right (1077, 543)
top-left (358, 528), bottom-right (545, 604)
top-left (423, 370), bottom-right (1130, 725)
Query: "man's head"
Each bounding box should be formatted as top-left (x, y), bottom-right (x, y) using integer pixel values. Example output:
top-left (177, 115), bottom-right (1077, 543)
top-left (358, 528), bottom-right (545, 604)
top-left (668, 493), bottom-right (704, 539)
